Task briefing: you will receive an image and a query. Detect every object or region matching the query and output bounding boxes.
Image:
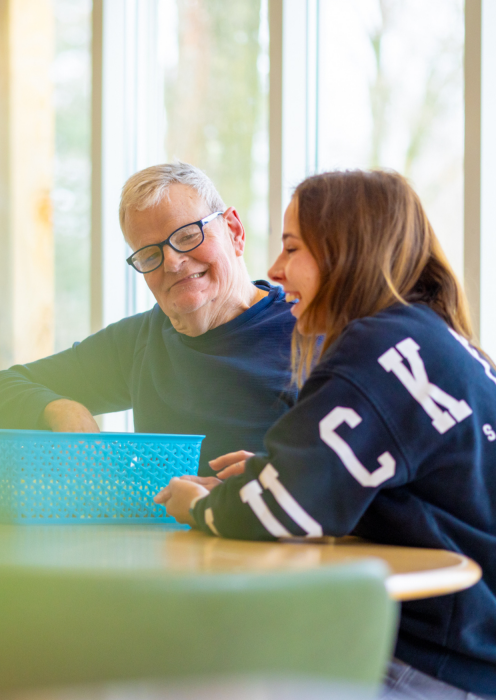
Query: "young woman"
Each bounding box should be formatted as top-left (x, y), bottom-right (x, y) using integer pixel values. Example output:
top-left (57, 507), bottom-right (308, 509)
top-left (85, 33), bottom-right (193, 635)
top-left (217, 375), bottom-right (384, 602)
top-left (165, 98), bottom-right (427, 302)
top-left (155, 170), bottom-right (496, 699)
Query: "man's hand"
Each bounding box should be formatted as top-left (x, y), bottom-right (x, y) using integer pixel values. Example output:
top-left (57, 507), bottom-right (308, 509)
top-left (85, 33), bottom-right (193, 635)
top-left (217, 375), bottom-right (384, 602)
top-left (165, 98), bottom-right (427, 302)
top-left (42, 399), bottom-right (100, 433)
top-left (209, 450), bottom-right (254, 479)
top-left (154, 478), bottom-right (209, 526)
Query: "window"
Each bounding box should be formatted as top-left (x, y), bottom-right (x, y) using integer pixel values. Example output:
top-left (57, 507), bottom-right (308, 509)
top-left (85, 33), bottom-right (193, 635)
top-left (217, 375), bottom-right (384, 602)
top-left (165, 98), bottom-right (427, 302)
top-left (316, 0), bottom-right (464, 279)
top-left (2, 0), bottom-right (496, 420)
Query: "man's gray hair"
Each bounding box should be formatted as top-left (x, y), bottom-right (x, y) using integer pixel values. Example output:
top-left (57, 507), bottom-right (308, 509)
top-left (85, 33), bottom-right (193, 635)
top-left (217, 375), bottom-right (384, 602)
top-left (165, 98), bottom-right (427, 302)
top-left (119, 161), bottom-right (226, 232)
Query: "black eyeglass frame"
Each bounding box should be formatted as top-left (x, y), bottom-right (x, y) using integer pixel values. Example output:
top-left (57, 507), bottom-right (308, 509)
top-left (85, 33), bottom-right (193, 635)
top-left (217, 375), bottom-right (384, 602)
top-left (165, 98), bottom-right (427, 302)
top-left (126, 211), bottom-right (224, 274)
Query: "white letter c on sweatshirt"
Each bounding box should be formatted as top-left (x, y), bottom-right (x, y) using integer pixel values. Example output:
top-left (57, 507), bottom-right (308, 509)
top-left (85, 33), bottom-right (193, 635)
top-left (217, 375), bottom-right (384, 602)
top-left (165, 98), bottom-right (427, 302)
top-left (319, 407), bottom-right (395, 487)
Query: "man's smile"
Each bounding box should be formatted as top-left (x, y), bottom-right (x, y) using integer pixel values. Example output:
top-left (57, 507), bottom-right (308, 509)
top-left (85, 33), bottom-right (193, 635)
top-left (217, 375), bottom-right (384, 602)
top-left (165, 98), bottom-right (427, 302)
top-left (169, 270), bottom-right (208, 290)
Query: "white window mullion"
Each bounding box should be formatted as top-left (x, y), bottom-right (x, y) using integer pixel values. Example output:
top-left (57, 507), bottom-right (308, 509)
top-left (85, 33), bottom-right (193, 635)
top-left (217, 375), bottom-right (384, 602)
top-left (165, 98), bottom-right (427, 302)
top-left (464, 0), bottom-right (496, 359)
top-left (268, 0), bottom-right (319, 266)
top-left (305, 0), bottom-right (319, 177)
top-left (92, 0), bottom-right (163, 431)
top-left (479, 0), bottom-right (496, 361)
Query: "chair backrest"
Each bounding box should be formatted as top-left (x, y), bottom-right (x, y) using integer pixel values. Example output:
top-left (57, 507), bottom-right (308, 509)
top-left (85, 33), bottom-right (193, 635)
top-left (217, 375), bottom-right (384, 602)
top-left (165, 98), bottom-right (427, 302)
top-left (0, 555), bottom-right (397, 692)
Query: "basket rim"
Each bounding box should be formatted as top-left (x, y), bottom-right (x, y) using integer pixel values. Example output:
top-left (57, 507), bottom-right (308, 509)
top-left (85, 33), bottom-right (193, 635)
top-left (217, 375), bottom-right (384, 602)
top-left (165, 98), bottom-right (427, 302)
top-left (0, 429), bottom-right (205, 442)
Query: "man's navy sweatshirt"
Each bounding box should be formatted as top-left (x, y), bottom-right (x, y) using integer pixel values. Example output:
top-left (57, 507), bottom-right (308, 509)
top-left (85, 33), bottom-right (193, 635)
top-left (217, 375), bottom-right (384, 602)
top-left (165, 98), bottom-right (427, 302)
top-left (0, 282), bottom-right (297, 475)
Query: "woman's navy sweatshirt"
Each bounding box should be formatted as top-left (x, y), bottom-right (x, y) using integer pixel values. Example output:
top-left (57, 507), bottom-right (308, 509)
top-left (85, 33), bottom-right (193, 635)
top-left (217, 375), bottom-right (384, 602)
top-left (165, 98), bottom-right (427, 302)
top-left (192, 303), bottom-right (496, 695)
top-left (0, 282), bottom-right (297, 475)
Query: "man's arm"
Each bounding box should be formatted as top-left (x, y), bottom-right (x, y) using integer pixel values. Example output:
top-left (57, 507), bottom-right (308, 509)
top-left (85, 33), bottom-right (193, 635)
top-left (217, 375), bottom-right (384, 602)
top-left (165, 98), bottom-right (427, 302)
top-left (0, 312), bottom-right (148, 430)
top-left (41, 399), bottom-right (101, 432)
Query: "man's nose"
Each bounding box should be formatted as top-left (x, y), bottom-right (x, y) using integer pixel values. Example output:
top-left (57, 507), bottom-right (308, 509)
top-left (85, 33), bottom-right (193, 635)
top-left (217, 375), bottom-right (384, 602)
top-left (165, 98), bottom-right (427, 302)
top-left (162, 244), bottom-right (187, 272)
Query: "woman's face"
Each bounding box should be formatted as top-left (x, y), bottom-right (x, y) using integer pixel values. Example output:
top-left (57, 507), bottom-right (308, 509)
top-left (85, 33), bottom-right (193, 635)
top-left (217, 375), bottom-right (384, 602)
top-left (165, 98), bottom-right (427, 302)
top-left (268, 197), bottom-right (321, 333)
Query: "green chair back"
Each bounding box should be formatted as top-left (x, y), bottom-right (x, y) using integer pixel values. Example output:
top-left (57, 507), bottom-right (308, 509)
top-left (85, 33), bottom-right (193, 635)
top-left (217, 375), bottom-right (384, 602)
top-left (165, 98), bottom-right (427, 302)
top-left (0, 528), bottom-right (398, 693)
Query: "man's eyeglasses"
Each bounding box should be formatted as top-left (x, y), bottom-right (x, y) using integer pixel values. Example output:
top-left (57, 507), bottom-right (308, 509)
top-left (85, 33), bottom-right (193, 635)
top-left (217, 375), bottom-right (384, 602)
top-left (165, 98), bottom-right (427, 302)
top-left (126, 211), bottom-right (224, 274)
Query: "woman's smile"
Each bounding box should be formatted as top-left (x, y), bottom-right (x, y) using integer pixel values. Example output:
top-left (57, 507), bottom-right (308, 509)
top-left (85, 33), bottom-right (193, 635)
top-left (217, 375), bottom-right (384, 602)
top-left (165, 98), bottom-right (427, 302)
top-left (285, 292), bottom-right (301, 304)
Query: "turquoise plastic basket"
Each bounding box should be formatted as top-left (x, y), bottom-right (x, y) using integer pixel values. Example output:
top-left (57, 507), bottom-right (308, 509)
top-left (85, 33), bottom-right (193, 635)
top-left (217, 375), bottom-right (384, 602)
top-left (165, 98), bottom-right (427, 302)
top-left (0, 429), bottom-right (204, 525)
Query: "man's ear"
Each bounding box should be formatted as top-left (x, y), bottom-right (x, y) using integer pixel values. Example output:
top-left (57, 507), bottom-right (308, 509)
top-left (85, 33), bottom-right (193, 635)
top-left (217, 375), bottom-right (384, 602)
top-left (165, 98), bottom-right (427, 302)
top-left (223, 207), bottom-right (246, 256)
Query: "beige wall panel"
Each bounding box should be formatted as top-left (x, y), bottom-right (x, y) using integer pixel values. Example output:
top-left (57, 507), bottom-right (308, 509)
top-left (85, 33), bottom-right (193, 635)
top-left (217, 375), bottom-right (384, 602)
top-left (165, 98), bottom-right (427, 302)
top-left (0, 0), bottom-right (12, 369)
top-left (9, 0), bottom-right (54, 364)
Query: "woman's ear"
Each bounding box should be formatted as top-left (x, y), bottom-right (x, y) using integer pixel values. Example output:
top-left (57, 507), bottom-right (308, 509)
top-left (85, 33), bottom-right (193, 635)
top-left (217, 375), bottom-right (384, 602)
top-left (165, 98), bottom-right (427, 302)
top-left (223, 207), bottom-right (246, 256)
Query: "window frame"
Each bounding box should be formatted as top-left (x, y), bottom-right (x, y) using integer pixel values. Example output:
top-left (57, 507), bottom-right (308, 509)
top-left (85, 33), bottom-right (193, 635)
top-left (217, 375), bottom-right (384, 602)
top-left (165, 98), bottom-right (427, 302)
top-left (91, 0), bottom-right (496, 430)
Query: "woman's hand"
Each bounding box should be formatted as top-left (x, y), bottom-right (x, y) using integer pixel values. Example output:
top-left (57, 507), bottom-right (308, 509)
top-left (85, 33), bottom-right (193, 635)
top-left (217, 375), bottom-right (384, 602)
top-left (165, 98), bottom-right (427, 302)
top-left (175, 450), bottom-right (255, 497)
top-left (154, 478), bottom-right (209, 526)
top-left (153, 450), bottom-right (254, 526)
top-left (42, 399), bottom-right (100, 433)
top-left (209, 450), bottom-right (255, 479)
top-left (178, 475), bottom-right (222, 492)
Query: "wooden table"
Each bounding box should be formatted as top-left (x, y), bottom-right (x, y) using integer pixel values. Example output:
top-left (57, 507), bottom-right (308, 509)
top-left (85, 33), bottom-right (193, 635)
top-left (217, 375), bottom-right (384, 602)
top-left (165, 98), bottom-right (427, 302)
top-left (0, 524), bottom-right (482, 601)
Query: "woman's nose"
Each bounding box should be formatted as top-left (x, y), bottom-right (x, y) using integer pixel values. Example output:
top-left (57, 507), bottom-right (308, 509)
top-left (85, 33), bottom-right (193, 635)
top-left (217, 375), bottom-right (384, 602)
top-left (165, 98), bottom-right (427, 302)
top-left (268, 253), bottom-right (285, 284)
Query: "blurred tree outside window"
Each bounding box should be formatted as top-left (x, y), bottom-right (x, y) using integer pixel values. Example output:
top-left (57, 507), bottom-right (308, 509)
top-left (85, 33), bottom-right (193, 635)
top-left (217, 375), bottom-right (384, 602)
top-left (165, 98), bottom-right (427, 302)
top-left (317, 0), bottom-right (464, 280)
top-left (52, 0), bottom-right (92, 351)
top-left (158, 0), bottom-right (269, 281)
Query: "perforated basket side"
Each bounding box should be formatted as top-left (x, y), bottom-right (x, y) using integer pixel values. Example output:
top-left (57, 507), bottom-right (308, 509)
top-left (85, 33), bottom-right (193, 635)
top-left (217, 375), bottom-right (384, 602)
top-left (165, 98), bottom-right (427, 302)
top-left (0, 431), bottom-right (203, 524)
top-left (0, 438), bottom-right (18, 523)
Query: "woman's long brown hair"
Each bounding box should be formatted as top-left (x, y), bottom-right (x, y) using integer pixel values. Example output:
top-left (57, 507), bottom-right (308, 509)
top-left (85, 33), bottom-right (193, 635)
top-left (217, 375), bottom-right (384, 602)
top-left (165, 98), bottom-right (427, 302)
top-left (292, 169), bottom-right (473, 386)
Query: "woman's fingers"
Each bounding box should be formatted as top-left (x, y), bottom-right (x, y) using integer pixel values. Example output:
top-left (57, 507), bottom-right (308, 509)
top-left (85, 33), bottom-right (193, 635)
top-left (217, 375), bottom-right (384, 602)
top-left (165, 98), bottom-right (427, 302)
top-left (153, 487), bottom-right (170, 504)
top-left (209, 450), bottom-right (255, 472)
top-left (216, 461), bottom-right (246, 480)
top-left (180, 475), bottom-right (221, 491)
top-left (209, 450), bottom-right (254, 481)
top-left (155, 479), bottom-right (209, 526)
top-left (153, 478), bottom-right (177, 504)
top-left (154, 453), bottom-right (252, 509)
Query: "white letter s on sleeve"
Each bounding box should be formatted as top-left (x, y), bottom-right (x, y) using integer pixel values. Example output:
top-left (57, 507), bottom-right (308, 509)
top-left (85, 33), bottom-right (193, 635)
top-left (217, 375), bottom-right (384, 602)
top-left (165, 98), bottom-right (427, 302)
top-left (319, 407), bottom-right (396, 487)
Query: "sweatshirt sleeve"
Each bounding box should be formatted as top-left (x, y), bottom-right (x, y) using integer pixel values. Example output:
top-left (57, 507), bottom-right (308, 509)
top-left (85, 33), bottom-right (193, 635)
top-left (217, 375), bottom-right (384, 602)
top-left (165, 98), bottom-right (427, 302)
top-left (0, 312), bottom-right (147, 429)
top-left (192, 373), bottom-right (411, 540)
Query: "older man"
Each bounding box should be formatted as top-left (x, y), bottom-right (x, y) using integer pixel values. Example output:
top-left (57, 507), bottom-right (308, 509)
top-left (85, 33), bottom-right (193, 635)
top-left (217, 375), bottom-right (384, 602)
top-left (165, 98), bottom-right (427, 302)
top-left (0, 163), bottom-right (296, 475)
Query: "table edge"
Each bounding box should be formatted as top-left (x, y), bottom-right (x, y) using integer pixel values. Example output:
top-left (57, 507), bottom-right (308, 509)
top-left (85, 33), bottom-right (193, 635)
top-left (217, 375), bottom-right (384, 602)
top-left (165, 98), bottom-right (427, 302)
top-left (385, 555), bottom-right (482, 601)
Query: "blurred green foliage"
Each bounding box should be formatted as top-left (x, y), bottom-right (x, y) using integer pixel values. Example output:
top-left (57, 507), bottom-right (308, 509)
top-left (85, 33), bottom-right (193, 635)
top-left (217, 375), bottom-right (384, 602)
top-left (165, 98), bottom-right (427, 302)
top-left (165, 0), bottom-right (269, 280)
top-left (52, 0), bottom-right (91, 351)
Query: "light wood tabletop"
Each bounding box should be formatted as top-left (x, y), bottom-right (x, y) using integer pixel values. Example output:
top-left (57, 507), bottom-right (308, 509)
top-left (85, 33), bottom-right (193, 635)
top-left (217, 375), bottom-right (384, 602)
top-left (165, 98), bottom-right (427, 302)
top-left (0, 524), bottom-right (482, 601)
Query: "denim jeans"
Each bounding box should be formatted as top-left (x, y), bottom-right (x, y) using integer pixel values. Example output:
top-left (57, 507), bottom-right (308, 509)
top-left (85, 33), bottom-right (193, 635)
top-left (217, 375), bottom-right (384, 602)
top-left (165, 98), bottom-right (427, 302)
top-left (380, 658), bottom-right (494, 700)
